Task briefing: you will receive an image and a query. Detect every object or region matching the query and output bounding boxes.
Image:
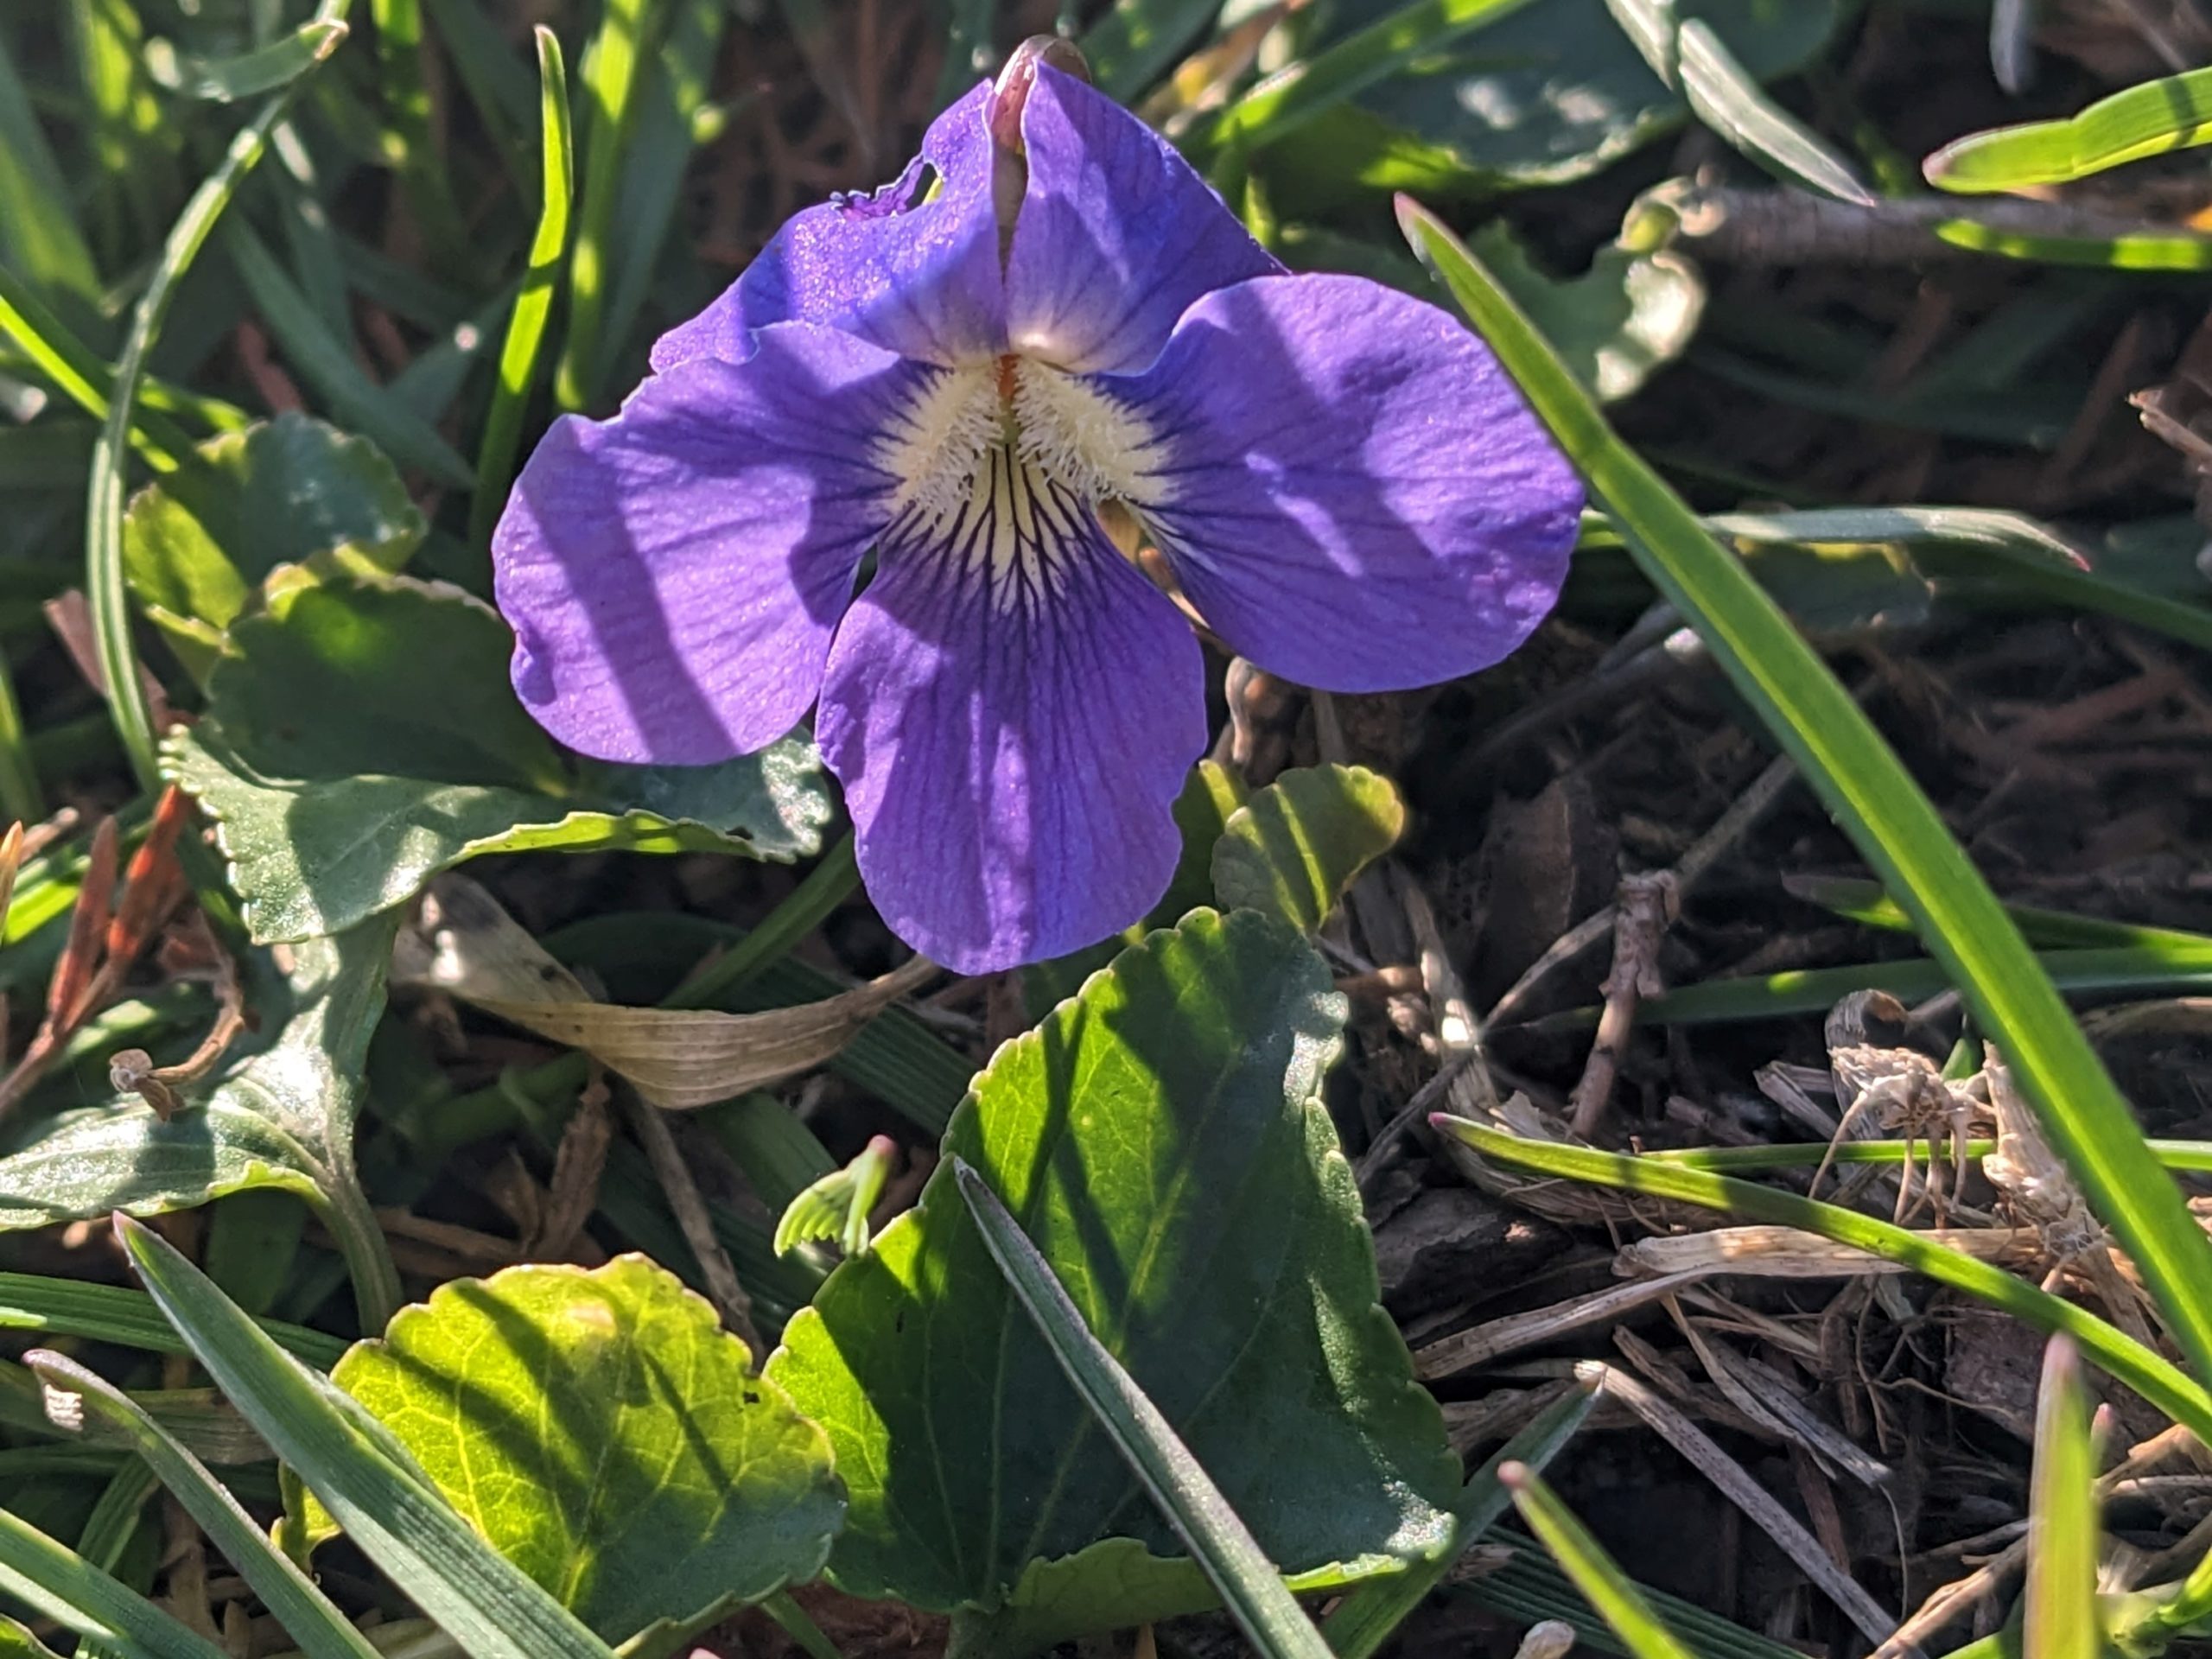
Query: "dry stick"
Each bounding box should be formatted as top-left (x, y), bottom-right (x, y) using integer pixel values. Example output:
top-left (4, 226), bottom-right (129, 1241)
top-left (109, 913), bottom-right (249, 1120)
top-left (1654, 181), bottom-right (2212, 266)
top-left (1487, 750), bottom-right (1797, 1028)
top-left (1567, 871), bottom-right (1679, 1137)
top-left (1579, 1358), bottom-right (1912, 1654)
top-left (1413, 1266), bottom-right (1715, 1380)
top-left (620, 1086), bottom-right (766, 1360)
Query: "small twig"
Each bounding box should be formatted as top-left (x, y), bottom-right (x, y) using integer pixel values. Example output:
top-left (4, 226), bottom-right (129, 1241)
top-left (1567, 871), bottom-right (1678, 1137)
top-left (620, 1087), bottom-right (766, 1360)
top-left (1488, 751), bottom-right (1796, 1027)
top-left (1653, 180), bottom-right (2212, 266)
top-left (1413, 1266), bottom-right (1714, 1380)
top-left (110, 913), bottom-right (249, 1120)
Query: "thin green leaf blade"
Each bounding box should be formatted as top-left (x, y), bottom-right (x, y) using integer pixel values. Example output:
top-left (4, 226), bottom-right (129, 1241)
top-left (953, 1158), bottom-right (1338, 1659)
top-left (24, 1351), bottom-right (382, 1659)
top-left (144, 21), bottom-right (347, 102)
top-left (471, 28), bottom-right (575, 546)
top-left (1429, 1118), bottom-right (2212, 1449)
top-left (1927, 65), bottom-right (2212, 191)
top-left (1502, 1464), bottom-right (1699, 1659)
top-left (0, 1502), bottom-right (227, 1659)
top-left (2026, 1338), bottom-right (2100, 1659)
top-left (1399, 197), bottom-right (2212, 1395)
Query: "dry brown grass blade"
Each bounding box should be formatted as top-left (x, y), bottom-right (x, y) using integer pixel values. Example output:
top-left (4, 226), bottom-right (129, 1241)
top-left (398, 875), bottom-right (939, 1108)
top-left (1414, 1266), bottom-right (1714, 1380)
top-left (1618, 1223), bottom-right (2044, 1277)
top-left (1578, 1358), bottom-right (1910, 1652)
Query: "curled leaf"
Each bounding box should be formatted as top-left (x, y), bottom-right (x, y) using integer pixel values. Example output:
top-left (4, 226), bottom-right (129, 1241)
top-left (397, 877), bottom-right (938, 1108)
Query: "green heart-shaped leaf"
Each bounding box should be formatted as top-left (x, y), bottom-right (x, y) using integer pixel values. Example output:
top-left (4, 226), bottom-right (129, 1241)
top-left (295, 1256), bottom-right (842, 1646)
top-left (770, 909), bottom-right (1455, 1643)
top-left (123, 414), bottom-right (423, 679)
top-left (1211, 764), bottom-right (1403, 933)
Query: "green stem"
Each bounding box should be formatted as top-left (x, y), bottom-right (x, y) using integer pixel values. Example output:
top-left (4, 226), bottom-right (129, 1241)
top-left (671, 831), bottom-right (860, 1007)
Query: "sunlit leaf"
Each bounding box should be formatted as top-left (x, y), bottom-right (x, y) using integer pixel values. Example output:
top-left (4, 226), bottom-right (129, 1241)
top-left (1927, 64), bottom-right (2212, 192)
top-left (296, 1256), bottom-right (842, 1645)
top-left (1212, 764), bottom-right (1402, 933)
top-left (122, 414), bottom-right (423, 680)
top-left (771, 910), bottom-right (1456, 1649)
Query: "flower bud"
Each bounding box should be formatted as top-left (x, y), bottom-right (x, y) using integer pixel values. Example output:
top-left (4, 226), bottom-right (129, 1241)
top-left (986, 35), bottom-right (1090, 157)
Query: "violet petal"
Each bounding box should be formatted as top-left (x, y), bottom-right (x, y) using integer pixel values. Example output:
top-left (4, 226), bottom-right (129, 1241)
top-left (1110, 271), bottom-right (1582, 691)
top-left (493, 324), bottom-right (933, 764)
top-left (817, 464), bottom-right (1206, 972)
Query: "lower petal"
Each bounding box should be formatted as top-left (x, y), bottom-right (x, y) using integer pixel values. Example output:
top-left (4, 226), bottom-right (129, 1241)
top-left (493, 325), bottom-right (932, 764)
top-left (1114, 272), bottom-right (1582, 692)
top-left (817, 465), bottom-right (1207, 973)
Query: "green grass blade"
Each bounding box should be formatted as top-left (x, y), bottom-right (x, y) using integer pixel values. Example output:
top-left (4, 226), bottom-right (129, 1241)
top-left (1928, 216), bottom-right (2212, 271)
top-left (115, 1217), bottom-right (623, 1659)
top-left (25, 1351), bottom-right (384, 1659)
top-left (1401, 198), bottom-right (2212, 1391)
top-left (0, 652), bottom-right (41, 823)
top-left (221, 219), bottom-right (474, 486)
top-left (1323, 1380), bottom-right (1597, 1659)
top-left (1926, 65), bottom-right (2212, 192)
top-left (0, 1270), bottom-right (347, 1368)
top-left (1787, 874), bottom-right (2212, 953)
top-left (370, 0), bottom-right (467, 251)
top-left (0, 1503), bottom-right (227, 1659)
top-left (1501, 1465), bottom-right (1699, 1659)
top-left (951, 1158), bottom-right (1338, 1659)
top-left (1430, 1117), bottom-right (2212, 1447)
top-left (0, 30), bottom-right (104, 311)
top-left (88, 16), bottom-right (350, 793)
top-left (1673, 21), bottom-right (1874, 204)
top-left (470, 27), bottom-right (575, 547)
top-left (0, 267), bottom-right (202, 470)
top-left (1183, 0), bottom-right (1536, 162)
top-left (2024, 1338), bottom-right (2099, 1659)
top-left (1531, 942), bottom-right (2212, 1029)
top-left (1604, 2), bottom-right (1872, 204)
top-left (145, 21), bottom-right (349, 102)
top-left (556, 0), bottom-right (659, 411)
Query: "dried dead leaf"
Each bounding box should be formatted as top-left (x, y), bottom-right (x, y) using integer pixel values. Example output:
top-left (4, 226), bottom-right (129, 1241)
top-left (397, 876), bottom-right (938, 1109)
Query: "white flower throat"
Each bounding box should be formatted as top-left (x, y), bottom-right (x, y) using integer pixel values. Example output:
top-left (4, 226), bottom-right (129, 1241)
top-left (879, 356), bottom-right (1161, 601)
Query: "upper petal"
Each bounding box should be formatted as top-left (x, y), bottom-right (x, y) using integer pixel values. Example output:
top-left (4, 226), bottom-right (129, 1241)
top-left (817, 460), bottom-right (1207, 973)
top-left (493, 323), bottom-right (938, 765)
top-left (1110, 272), bottom-right (1581, 692)
top-left (650, 84), bottom-right (1005, 372)
top-left (1004, 65), bottom-right (1282, 375)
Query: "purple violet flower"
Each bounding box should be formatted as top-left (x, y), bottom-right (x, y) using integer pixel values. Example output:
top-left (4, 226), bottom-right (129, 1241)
top-left (492, 44), bottom-right (1582, 975)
